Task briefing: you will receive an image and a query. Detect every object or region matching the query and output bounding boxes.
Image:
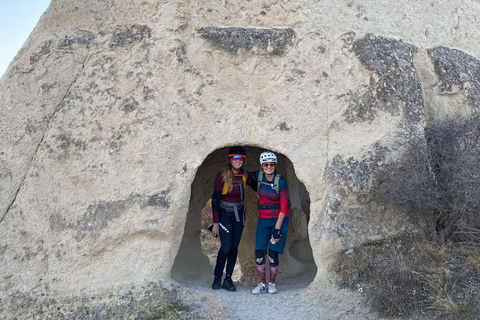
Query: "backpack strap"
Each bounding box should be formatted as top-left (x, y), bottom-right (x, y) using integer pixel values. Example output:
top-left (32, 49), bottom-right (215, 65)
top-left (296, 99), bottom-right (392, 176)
top-left (257, 170), bottom-right (281, 194)
top-left (273, 173), bottom-right (281, 194)
top-left (256, 170), bottom-right (263, 196)
top-left (221, 168), bottom-right (247, 199)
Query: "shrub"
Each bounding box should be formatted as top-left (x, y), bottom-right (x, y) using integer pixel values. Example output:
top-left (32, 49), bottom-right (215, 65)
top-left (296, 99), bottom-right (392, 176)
top-left (375, 112), bottom-right (480, 247)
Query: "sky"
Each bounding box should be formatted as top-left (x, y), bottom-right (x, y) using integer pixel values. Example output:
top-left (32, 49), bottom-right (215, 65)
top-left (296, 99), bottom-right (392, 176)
top-left (0, 0), bottom-right (51, 77)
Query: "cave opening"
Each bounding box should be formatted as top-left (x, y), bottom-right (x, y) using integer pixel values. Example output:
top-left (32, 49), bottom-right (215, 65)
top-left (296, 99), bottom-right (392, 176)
top-left (171, 146), bottom-right (316, 288)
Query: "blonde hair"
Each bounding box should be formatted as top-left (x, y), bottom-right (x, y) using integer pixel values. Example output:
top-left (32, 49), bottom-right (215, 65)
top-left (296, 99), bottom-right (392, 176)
top-left (221, 164), bottom-right (234, 193)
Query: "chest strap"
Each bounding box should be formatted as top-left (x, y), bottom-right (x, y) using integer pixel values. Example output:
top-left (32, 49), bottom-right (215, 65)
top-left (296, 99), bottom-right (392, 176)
top-left (257, 201), bottom-right (292, 218)
top-left (257, 203), bottom-right (280, 218)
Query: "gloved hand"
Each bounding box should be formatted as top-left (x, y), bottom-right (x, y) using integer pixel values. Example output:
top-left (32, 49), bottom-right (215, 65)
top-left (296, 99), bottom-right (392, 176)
top-left (273, 229), bottom-right (281, 239)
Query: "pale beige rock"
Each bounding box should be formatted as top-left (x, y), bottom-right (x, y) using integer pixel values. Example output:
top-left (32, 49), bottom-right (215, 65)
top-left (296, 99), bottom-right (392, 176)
top-left (1, 0), bottom-right (480, 317)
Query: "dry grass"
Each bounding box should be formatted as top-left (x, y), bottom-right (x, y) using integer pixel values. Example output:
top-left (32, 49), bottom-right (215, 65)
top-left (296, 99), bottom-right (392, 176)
top-left (433, 296), bottom-right (471, 319)
top-left (466, 252), bottom-right (480, 270)
top-left (142, 285), bottom-right (208, 320)
top-left (334, 250), bottom-right (371, 290)
top-left (334, 233), bottom-right (480, 319)
top-left (421, 245), bottom-right (449, 263)
top-left (145, 303), bottom-right (192, 320)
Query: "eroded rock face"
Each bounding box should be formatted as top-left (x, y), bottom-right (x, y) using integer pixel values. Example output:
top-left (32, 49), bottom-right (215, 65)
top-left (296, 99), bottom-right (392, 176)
top-left (196, 27), bottom-right (296, 55)
top-left (1, 0), bottom-right (480, 317)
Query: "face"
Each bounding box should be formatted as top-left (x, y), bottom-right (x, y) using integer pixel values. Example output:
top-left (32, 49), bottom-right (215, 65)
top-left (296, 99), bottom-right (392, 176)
top-left (262, 162), bottom-right (276, 175)
top-left (230, 155), bottom-right (245, 170)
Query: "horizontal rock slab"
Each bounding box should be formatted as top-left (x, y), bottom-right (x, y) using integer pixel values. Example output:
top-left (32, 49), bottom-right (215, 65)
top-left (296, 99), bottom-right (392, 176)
top-left (196, 27), bottom-right (296, 55)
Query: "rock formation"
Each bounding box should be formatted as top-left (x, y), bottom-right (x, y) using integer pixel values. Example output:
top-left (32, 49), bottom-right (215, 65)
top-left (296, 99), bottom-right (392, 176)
top-left (1, 0), bottom-right (480, 317)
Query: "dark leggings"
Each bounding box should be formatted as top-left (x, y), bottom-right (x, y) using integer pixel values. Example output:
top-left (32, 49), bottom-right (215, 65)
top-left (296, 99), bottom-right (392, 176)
top-left (213, 209), bottom-right (244, 278)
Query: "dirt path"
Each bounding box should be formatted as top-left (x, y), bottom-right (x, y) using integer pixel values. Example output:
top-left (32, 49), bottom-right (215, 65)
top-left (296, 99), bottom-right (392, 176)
top-left (175, 274), bottom-right (387, 320)
top-left (179, 229), bottom-right (387, 319)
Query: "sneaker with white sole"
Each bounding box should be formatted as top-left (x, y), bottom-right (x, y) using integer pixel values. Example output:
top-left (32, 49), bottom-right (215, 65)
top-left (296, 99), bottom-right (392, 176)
top-left (268, 282), bottom-right (278, 294)
top-left (252, 282), bottom-right (266, 295)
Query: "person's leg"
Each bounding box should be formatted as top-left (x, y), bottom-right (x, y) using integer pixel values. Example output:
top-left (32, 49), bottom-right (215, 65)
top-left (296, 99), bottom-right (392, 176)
top-left (215, 212), bottom-right (237, 291)
top-left (212, 243), bottom-right (226, 289)
top-left (213, 249), bottom-right (226, 277)
top-left (212, 212), bottom-right (233, 289)
top-left (222, 217), bottom-right (243, 291)
top-left (254, 218), bottom-right (271, 283)
top-left (255, 249), bottom-right (267, 283)
top-left (267, 249), bottom-right (279, 294)
top-left (252, 248), bottom-right (267, 294)
top-left (268, 249), bottom-right (279, 283)
top-left (267, 217), bottom-right (289, 293)
top-left (252, 218), bottom-right (271, 294)
top-left (224, 213), bottom-right (244, 277)
top-left (219, 212), bottom-right (234, 256)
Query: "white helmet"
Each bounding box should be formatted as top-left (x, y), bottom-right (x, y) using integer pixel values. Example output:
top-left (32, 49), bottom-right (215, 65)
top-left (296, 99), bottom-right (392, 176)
top-left (259, 151), bottom-right (277, 164)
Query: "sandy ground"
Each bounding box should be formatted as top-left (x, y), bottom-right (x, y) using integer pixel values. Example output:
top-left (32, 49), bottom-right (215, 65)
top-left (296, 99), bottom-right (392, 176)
top-left (185, 229), bottom-right (387, 319)
top-left (174, 271), bottom-right (390, 320)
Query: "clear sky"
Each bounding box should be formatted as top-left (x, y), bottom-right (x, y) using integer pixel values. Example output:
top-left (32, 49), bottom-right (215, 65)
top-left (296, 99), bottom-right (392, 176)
top-left (0, 0), bottom-right (51, 77)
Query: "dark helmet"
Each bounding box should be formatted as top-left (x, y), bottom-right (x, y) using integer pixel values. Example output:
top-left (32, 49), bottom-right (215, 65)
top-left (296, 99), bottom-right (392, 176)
top-left (228, 146), bottom-right (246, 157)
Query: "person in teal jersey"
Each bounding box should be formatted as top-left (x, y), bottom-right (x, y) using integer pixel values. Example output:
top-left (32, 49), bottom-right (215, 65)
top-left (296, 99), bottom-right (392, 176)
top-left (251, 151), bottom-right (289, 295)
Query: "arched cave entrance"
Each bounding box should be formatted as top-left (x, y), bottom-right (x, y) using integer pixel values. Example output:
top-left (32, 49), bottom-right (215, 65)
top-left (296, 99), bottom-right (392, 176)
top-left (172, 146), bottom-right (316, 288)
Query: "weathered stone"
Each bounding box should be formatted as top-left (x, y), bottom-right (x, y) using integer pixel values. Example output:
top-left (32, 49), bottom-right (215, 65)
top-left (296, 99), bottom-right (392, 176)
top-left (1, 0), bottom-right (480, 318)
top-left (57, 31), bottom-right (95, 49)
top-left (109, 24), bottom-right (152, 48)
top-left (428, 46), bottom-right (480, 108)
top-left (197, 27), bottom-right (296, 55)
top-left (345, 34), bottom-right (424, 123)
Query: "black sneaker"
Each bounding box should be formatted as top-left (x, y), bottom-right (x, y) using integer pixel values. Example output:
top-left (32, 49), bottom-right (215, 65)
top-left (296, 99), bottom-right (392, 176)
top-left (222, 277), bottom-right (236, 292)
top-left (212, 276), bottom-right (222, 290)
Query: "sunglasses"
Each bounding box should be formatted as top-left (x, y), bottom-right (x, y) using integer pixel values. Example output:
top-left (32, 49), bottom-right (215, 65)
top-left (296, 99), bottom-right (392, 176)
top-left (262, 163), bottom-right (276, 167)
top-left (231, 155), bottom-right (245, 161)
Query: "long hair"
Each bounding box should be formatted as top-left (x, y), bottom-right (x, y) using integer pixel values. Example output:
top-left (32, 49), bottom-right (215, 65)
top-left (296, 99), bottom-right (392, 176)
top-left (221, 164), bottom-right (234, 193)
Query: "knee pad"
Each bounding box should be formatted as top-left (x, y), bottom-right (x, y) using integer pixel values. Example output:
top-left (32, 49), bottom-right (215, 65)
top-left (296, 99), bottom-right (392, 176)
top-left (255, 249), bottom-right (266, 265)
top-left (268, 249), bottom-right (279, 267)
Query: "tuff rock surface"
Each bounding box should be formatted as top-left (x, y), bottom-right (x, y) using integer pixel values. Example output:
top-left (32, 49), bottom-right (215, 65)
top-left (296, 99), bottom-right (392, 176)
top-left (1, 0), bottom-right (480, 318)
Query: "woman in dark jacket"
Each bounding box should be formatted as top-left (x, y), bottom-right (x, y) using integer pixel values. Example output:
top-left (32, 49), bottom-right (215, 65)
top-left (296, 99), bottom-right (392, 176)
top-left (210, 146), bottom-right (256, 291)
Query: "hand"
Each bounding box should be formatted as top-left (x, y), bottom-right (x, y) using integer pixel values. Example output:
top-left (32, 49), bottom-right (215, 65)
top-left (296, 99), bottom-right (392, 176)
top-left (272, 229), bottom-right (281, 244)
top-left (211, 223), bottom-right (219, 238)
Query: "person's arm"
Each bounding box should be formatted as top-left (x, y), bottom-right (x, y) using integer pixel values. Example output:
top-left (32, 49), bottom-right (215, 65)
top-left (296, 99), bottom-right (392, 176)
top-left (211, 172), bottom-right (224, 237)
top-left (246, 170), bottom-right (258, 191)
top-left (273, 178), bottom-right (288, 243)
top-left (272, 212), bottom-right (285, 244)
top-left (278, 177), bottom-right (289, 216)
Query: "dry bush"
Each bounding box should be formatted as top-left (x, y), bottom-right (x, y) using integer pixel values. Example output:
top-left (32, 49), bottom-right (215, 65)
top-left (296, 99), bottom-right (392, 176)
top-left (337, 113), bottom-right (480, 318)
top-left (375, 113), bottom-right (480, 246)
top-left (334, 234), bottom-right (480, 319)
